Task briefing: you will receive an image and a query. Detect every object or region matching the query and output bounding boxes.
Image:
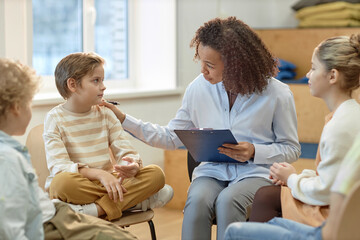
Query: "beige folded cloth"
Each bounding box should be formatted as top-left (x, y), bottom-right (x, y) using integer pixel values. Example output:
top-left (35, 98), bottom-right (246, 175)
top-left (299, 18), bottom-right (360, 27)
top-left (292, 0), bottom-right (360, 11)
top-left (303, 8), bottom-right (360, 21)
top-left (296, 2), bottom-right (360, 19)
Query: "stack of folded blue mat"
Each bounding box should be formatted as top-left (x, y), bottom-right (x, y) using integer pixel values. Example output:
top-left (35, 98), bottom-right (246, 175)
top-left (276, 59), bottom-right (297, 80)
top-left (276, 58), bottom-right (309, 84)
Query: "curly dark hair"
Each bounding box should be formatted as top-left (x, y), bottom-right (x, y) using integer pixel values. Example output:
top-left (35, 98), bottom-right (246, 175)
top-left (190, 17), bottom-right (278, 95)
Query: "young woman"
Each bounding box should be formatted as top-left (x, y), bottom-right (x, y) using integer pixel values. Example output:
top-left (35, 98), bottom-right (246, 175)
top-left (249, 34), bottom-right (360, 228)
top-left (103, 16), bottom-right (300, 240)
top-left (225, 133), bottom-right (360, 240)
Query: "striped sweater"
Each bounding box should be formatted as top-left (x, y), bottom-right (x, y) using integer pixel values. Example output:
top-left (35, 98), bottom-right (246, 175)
top-left (43, 104), bottom-right (140, 190)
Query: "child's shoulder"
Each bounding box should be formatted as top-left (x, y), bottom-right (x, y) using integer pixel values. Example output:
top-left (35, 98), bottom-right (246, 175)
top-left (0, 144), bottom-right (26, 169)
top-left (93, 104), bottom-right (110, 115)
top-left (44, 104), bottom-right (65, 123)
top-left (95, 105), bottom-right (116, 116)
top-left (332, 99), bottom-right (360, 121)
top-left (47, 104), bottom-right (65, 116)
top-left (0, 146), bottom-right (37, 186)
top-left (94, 105), bottom-right (121, 127)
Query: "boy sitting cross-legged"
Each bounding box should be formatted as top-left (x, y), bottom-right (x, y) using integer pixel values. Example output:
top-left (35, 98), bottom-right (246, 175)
top-left (0, 58), bottom-right (137, 239)
top-left (44, 52), bottom-right (173, 220)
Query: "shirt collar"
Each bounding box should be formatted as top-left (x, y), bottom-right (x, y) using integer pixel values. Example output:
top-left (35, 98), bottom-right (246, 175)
top-left (0, 130), bottom-right (29, 155)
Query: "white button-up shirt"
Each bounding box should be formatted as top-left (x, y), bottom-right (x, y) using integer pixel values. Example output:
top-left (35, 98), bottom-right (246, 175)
top-left (0, 131), bottom-right (55, 240)
top-left (123, 74), bottom-right (300, 184)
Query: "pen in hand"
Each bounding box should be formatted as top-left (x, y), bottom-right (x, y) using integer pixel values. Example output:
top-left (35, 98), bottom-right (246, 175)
top-left (107, 101), bottom-right (120, 105)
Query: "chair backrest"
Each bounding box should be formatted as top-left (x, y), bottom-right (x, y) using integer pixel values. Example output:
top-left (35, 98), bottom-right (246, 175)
top-left (334, 181), bottom-right (360, 240)
top-left (25, 124), bottom-right (49, 190)
top-left (25, 124), bottom-right (116, 190)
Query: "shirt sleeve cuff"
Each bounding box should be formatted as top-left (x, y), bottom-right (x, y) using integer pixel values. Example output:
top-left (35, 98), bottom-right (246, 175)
top-left (287, 173), bottom-right (298, 189)
top-left (122, 114), bottom-right (138, 129)
top-left (252, 143), bottom-right (268, 164)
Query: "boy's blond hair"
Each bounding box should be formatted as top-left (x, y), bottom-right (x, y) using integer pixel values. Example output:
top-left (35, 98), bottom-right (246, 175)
top-left (0, 58), bottom-right (41, 119)
top-left (55, 52), bottom-right (105, 99)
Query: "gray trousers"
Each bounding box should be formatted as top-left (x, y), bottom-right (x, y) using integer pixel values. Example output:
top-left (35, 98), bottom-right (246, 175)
top-left (181, 176), bottom-right (271, 240)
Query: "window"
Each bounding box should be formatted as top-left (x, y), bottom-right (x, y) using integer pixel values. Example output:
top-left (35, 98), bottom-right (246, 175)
top-left (95, 0), bottom-right (128, 80)
top-left (32, 0), bottom-right (128, 81)
top-left (32, 0), bottom-right (83, 76)
top-left (0, 0), bottom-right (177, 104)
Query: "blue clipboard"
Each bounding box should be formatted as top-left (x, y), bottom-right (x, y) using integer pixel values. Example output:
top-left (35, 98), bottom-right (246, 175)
top-left (174, 129), bottom-right (239, 163)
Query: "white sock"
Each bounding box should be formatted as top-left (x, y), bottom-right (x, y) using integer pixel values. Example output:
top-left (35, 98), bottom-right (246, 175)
top-left (128, 200), bottom-right (150, 212)
top-left (81, 203), bottom-right (98, 217)
top-left (52, 199), bottom-right (98, 217)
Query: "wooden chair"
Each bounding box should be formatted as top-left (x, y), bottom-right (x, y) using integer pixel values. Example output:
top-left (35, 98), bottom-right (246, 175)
top-left (26, 124), bottom-right (157, 240)
top-left (333, 181), bottom-right (360, 240)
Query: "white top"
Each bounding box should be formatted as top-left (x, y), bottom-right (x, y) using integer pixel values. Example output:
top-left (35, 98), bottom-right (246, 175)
top-left (287, 99), bottom-right (360, 205)
top-left (38, 188), bottom-right (57, 223)
top-left (123, 74), bottom-right (301, 184)
top-left (331, 132), bottom-right (360, 195)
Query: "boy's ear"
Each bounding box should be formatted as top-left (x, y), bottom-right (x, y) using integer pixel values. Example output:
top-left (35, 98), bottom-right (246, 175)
top-left (10, 102), bottom-right (21, 116)
top-left (66, 78), bottom-right (78, 93)
top-left (329, 69), bottom-right (339, 85)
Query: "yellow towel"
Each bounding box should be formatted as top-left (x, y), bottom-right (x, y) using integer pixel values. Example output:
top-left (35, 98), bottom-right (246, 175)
top-left (296, 2), bottom-right (360, 20)
top-left (299, 18), bottom-right (360, 28)
top-left (303, 8), bottom-right (360, 21)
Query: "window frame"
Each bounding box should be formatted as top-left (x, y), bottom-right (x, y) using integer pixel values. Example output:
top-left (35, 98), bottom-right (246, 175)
top-left (0, 0), bottom-right (179, 106)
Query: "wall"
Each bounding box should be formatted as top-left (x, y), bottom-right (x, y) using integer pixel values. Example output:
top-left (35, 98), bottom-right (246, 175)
top-left (15, 0), bottom-right (300, 169)
top-left (177, 0), bottom-right (299, 91)
top-left (0, 0), bottom-right (4, 57)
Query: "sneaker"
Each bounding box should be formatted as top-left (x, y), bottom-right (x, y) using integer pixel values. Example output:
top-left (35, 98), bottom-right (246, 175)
top-left (51, 199), bottom-right (98, 216)
top-left (133, 184), bottom-right (174, 211)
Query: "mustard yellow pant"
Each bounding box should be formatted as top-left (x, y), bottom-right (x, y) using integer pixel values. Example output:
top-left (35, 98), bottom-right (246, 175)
top-left (49, 165), bottom-right (165, 220)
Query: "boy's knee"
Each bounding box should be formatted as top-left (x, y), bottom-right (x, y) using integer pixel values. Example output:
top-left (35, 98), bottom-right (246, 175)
top-left (141, 165), bottom-right (165, 188)
top-left (49, 172), bottom-right (81, 198)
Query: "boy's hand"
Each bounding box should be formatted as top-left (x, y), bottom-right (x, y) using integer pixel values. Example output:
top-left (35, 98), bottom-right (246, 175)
top-left (97, 170), bottom-right (127, 202)
top-left (100, 99), bottom-right (126, 123)
top-left (218, 142), bottom-right (255, 162)
top-left (269, 162), bottom-right (296, 185)
top-left (114, 157), bottom-right (140, 178)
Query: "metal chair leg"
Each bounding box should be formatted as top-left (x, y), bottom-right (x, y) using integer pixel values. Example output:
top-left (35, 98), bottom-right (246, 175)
top-left (148, 220), bottom-right (156, 240)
